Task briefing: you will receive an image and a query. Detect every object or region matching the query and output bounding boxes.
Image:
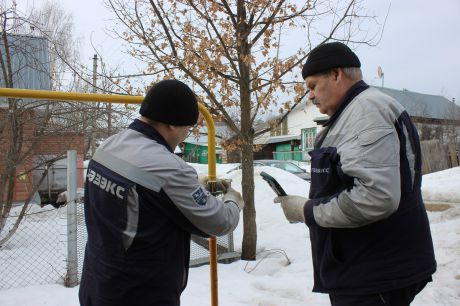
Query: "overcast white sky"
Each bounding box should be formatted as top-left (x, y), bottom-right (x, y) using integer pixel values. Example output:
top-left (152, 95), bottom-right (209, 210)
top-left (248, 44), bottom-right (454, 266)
top-left (357, 0), bottom-right (460, 102)
top-left (21, 0), bottom-right (460, 103)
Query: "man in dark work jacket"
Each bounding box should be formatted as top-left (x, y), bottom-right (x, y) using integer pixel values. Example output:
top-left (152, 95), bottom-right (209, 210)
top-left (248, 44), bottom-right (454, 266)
top-left (79, 79), bottom-right (243, 306)
top-left (274, 42), bottom-right (436, 306)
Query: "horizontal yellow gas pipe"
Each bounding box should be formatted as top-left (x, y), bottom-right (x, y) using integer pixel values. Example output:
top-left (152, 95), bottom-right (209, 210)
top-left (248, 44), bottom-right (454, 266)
top-left (0, 87), bottom-right (219, 306)
top-left (0, 88), bottom-right (143, 104)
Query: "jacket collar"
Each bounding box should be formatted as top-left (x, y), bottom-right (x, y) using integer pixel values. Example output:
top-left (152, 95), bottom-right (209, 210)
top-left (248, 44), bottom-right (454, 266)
top-left (128, 119), bottom-right (174, 153)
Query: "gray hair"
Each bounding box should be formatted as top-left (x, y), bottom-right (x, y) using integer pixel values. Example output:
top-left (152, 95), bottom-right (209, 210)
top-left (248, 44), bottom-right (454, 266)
top-left (341, 67), bottom-right (362, 81)
top-left (318, 67), bottom-right (363, 81)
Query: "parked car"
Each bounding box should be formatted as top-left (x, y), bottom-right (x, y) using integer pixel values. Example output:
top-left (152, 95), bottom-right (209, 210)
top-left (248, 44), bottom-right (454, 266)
top-left (227, 159), bottom-right (311, 181)
top-left (32, 157), bottom-right (68, 206)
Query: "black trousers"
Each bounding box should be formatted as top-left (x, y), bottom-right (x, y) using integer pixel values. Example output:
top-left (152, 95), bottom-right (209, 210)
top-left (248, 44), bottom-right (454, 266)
top-left (329, 279), bottom-right (430, 306)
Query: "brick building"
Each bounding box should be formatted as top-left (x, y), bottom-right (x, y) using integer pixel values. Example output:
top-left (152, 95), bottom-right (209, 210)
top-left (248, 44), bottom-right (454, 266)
top-left (0, 108), bottom-right (85, 203)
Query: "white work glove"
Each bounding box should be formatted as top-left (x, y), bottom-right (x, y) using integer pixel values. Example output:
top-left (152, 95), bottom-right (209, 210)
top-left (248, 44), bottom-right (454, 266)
top-left (223, 186), bottom-right (244, 211)
top-left (273, 195), bottom-right (308, 223)
top-left (198, 175), bottom-right (230, 193)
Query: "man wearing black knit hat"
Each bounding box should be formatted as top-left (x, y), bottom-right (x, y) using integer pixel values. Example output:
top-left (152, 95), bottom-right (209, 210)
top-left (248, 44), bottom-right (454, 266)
top-left (79, 79), bottom-right (243, 306)
top-left (274, 42), bottom-right (436, 305)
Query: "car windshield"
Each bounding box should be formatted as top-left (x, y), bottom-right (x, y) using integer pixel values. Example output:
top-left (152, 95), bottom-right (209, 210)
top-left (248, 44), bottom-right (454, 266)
top-left (271, 162), bottom-right (303, 173)
top-left (228, 161), bottom-right (308, 175)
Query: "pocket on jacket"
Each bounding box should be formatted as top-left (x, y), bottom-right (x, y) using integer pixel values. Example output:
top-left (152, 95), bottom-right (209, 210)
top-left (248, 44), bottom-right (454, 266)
top-left (357, 128), bottom-right (398, 167)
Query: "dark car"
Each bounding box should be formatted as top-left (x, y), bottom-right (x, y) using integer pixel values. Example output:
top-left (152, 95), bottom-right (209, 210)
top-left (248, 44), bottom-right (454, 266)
top-left (228, 159), bottom-right (311, 181)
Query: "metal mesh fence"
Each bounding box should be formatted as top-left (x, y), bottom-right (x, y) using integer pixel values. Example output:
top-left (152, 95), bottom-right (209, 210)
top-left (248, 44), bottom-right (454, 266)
top-left (189, 191), bottom-right (238, 266)
top-left (0, 192), bottom-right (239, 289)
top-left (0, 204), bottom-right (68, 289)
top-left (76, 202), bottom-right (87, 283)
top-left (74, 198), bottom-right (238, 278)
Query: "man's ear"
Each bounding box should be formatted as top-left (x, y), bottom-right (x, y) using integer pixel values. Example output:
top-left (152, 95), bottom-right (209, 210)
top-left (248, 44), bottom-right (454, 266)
top-left (332, 68), bottom-right (341, 82)
top-left (167, 124), bottom-right (177, 132)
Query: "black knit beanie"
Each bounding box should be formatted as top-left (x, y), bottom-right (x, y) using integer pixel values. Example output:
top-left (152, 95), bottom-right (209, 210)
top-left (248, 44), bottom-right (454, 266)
top-left (302, 42), bottom-right (361, 79)
top-left (139, 79), bottom-right (199, 126)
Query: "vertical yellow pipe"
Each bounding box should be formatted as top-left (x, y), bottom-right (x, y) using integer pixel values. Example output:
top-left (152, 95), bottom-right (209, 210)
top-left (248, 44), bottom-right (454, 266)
top-left (198, 104), bottom-right (219, 306)
top-left (0, 88), bottom-right (220, 306)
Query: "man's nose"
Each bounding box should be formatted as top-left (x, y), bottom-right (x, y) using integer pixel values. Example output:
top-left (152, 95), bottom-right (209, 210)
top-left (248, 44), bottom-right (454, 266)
top-left (308, 90), bottom-right (315, 100)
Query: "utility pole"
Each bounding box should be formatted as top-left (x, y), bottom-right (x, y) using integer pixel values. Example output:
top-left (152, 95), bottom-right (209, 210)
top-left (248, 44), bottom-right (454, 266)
top-left (92, 54), bottom-right (98, 93)
top-left (92, 55), bottom-right (112, 136)
top-left (90, 54), bottom-right (98, 155)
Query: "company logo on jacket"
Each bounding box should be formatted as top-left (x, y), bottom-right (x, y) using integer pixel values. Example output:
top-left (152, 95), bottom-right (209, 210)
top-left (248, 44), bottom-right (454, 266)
top-left (87, 169), bottom-right (126, 199)
top-left (311, 167), bottom-right (330, 174)
top-left (191, 186), bottom-right (208, 206)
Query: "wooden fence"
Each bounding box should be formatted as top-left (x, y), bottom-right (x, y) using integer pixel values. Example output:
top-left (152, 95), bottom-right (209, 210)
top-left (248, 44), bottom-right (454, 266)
top-left (420, 140), bottom-right (459, 174)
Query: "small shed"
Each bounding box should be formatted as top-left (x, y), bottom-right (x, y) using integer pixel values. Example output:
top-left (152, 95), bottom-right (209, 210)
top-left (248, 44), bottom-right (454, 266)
top-left (182, 134), bottom-right (223, 164)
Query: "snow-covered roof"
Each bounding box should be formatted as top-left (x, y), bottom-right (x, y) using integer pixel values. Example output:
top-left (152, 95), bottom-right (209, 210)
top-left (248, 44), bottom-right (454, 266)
top-left (254, 134), bottom-right (301, 145)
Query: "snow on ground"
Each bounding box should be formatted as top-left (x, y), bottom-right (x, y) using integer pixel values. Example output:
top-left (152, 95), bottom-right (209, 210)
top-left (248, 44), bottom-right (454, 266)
top-left (0, 166), bottom-right (459, 306)
top-left (422, 166), bottom-right (460, 203)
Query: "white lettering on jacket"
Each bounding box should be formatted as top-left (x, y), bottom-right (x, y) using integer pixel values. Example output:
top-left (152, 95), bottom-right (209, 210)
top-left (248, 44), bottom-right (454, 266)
top-left (311, 168), bottom-right (330, 174)
top-left (87, 169), bottom-right (126, 199)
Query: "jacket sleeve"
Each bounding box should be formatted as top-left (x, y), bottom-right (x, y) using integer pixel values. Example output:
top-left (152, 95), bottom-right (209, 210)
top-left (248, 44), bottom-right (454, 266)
top-left (162, 163), bottom-right (240, 236)
top-left (308, 108), bottom-right (402, 228)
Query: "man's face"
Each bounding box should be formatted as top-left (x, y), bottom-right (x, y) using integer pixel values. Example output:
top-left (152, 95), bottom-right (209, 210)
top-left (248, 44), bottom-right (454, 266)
top-left (305, 72), bottom-right (342, 116)
top-left (176, 125), bottom-right (193, 144)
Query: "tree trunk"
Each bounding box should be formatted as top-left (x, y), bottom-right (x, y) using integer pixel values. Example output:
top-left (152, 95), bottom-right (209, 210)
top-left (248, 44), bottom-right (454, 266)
top-left (240, 141), bottom-right (256, 260)
top-left (0, 99), bottom-right (20, 235)
top-left (237, 0), bottom-right (257, 260)
top-left (0, 167), bottom-right (16, 234)
top-left (0, 167), bottom-right (49, 246)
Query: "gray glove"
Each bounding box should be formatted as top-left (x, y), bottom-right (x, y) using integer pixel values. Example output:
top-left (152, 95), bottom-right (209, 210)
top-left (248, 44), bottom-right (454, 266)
top-left (223, 186), bottom-right (244, 211)
top-left (198, 175), bottom-right (230, 193)
top-left (273, 195), bottom-right (308, 223)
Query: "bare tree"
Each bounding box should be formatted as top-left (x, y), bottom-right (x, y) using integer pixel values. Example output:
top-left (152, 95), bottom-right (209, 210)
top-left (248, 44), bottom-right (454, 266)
top-left (0, 0), bottom-right (141, 245)
top-left (105, 0), bottom-right (381, 259)
top-left (0, 1), bottom-right (81, 243)
top-left (0, 2), bottom-right (49, 240)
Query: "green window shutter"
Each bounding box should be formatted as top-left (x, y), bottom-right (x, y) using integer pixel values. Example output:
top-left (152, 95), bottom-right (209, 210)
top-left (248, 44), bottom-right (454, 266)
top-left (301, 127), bottom-right (317, 160)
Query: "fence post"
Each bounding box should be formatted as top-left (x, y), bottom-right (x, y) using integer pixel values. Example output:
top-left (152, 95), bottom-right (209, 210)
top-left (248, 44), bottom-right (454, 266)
top-left (449, 144), bottom-right (459, 167)
top-left (66, 150), bottom-right (79, 287)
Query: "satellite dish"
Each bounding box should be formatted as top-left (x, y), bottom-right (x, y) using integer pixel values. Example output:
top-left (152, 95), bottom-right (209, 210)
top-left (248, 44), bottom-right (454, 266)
top-left (377, 66), bottom-right (384, 78)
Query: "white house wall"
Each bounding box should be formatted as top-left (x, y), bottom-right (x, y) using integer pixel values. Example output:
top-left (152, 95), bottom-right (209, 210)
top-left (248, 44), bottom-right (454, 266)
top-left (287, 101), bottom-right (324, 135)
top-left (255, 100), bottom-right (326, 145)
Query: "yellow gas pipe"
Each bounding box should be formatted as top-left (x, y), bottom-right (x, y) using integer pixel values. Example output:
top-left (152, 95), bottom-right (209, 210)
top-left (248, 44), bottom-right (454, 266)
top-left (0, 87), bottom-right (220, 306)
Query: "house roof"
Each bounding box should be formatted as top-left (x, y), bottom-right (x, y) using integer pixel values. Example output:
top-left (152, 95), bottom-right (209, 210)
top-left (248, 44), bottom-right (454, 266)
top-left (254, 134), bottom-right (301, 145)
top-left (372, 86), bottom-right (459, 120)
top-left (184, 133), bottom-right (219, 146)
top-left (290, 86), bottom-right (459, 121)
top-left (183, 122), bottom-right (232, 146)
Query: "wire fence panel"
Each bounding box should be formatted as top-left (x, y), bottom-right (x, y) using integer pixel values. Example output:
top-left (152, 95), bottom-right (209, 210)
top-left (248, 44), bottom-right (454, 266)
top-left (1, 194), bottom-right (239, 289)
top-left (76, 202), bottom-right (87, 283)
top-left (0, 204), bottom-right (68, 289)
top-left (74, 199), bottom-right (238, 274)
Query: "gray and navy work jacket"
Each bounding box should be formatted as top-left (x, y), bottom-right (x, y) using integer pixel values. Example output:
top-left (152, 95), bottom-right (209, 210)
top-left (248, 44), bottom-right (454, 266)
top-left (79, 119), bottom-right (240, 306)
top-left (304, 81), bottom-right (436, 295)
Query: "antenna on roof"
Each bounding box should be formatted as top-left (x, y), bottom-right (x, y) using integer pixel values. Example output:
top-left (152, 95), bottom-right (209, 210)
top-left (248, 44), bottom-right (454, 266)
top-left (12, 0), bottom-right (20, 33)
top-left (377, 66), bottom-right (384, 88)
